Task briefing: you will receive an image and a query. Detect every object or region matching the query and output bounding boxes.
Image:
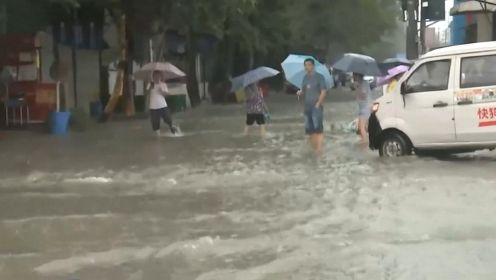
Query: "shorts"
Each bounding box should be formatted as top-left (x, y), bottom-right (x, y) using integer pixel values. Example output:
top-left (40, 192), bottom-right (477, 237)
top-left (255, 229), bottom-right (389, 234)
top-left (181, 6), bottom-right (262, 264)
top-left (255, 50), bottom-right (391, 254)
top-left (246, 113), bottom-right (265, 126)
top-left (150, 107), bottom-right (173, 131)
top-left (358, 101), bottom-right (371, 119)
top-left (305, 106), bottom-right (324, 134)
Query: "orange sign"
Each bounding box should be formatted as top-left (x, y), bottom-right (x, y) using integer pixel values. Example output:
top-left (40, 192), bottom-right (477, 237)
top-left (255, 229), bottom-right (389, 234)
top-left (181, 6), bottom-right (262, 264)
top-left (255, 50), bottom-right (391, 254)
top-left (36, 89), bottom-right (56, 104)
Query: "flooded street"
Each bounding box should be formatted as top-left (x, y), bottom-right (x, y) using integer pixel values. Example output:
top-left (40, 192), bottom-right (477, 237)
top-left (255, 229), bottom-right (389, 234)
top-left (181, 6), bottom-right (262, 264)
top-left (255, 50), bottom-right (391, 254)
top-left (2, 91), bottom-right (496, 280)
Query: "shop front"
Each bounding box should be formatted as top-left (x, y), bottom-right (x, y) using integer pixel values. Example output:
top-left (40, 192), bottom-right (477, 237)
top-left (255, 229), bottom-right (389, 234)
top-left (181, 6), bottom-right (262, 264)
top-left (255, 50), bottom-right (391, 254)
top-left (0, 34), bottom-right (58, 128)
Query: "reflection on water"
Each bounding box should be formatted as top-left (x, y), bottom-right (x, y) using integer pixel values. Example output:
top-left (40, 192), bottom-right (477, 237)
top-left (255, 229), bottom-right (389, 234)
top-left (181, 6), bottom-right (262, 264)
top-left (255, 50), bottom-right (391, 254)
top-left (1, 94), bottom-right (496, 280)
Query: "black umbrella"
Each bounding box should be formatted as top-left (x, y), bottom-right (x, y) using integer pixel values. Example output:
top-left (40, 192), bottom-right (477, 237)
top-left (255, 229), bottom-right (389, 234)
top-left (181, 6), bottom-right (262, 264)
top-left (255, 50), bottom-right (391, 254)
top-left (379, 58), bottom-right (413, 75)
top-left (333, 53), bottom-right (382, 76)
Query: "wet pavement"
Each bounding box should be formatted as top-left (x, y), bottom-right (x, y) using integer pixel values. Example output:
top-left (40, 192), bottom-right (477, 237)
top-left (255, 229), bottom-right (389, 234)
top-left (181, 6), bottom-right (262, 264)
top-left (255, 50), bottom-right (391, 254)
top-left (2, 90), bottom-right (496, 280)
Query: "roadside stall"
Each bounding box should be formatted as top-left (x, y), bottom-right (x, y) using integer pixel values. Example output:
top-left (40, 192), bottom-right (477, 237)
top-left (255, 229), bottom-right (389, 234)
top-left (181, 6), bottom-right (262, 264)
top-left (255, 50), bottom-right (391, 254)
top-left (0, 34), bottom-right (58, 128)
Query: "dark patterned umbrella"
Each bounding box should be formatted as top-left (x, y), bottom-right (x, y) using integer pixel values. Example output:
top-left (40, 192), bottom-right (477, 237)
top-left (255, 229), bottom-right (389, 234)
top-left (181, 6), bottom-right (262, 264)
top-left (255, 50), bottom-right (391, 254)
top-left (333, 53), bottom-right (382, 76)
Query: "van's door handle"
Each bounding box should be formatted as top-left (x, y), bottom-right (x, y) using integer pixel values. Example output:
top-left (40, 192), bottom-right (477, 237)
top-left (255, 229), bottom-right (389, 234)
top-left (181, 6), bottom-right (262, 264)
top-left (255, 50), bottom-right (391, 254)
top-left (457, 100), bottom-right (473, 105)
top-left (433, 101), bottom-right (448, 108)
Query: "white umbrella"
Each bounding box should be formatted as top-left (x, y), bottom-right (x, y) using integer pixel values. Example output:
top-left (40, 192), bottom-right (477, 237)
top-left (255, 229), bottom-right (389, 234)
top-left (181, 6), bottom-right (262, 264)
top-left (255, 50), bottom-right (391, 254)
top-left (133, 62), bottom-right (186, 81)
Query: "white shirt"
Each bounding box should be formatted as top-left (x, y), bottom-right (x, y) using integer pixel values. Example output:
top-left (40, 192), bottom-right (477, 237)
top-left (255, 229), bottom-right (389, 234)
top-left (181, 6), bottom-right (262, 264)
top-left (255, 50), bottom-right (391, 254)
top-left (148, 82), bottom-right (168, 109)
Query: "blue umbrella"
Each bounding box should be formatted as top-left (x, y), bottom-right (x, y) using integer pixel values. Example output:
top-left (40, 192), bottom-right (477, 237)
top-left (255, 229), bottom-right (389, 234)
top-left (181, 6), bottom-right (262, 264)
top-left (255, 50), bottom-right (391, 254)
top-left (281, 54), bottom-right (334, 89)
top-left (230, 66), bottom-right (280, 92)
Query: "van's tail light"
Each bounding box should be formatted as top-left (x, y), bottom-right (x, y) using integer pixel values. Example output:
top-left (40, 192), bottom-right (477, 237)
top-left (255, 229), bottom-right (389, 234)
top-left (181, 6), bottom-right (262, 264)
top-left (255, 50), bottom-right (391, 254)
top-left (372, 102), bottom-right (380, 113)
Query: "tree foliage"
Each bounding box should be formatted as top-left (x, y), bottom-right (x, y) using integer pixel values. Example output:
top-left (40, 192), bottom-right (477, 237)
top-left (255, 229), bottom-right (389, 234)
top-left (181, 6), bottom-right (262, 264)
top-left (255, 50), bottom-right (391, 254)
top-left (14, 0), bottom-right (402, 66)
top-left (289, 0), bottom-right (400, 60)
top-left (16, 0), bottom-right (402, 103)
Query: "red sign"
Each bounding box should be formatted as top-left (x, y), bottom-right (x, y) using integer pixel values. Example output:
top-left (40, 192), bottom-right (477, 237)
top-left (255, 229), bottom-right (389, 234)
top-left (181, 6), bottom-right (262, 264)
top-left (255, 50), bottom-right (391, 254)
top-left (478, 107), bottom-right (496, 127)
top-left (0, 34), bottom-right (38, 66)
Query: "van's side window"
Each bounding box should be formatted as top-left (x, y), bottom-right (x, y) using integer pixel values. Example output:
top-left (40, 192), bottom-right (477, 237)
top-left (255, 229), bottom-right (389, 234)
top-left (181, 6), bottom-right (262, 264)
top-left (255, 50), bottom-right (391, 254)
top-left (461, 55), bottom-right (496, 88)
top-left (405, 60), bottom-right (451, 93)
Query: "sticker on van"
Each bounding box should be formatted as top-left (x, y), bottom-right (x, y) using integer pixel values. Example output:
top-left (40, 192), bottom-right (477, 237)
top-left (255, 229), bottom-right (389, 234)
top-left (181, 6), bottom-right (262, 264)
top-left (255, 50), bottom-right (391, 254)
top-left (456, 88), bottom-right (496, 104)
top-left (477, 107), bottom-right (496, 127)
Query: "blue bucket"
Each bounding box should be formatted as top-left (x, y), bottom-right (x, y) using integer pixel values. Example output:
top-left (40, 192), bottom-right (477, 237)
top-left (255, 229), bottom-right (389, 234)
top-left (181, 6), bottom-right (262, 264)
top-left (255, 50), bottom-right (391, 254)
top-left (90, 101), bottom-right (103, 118)
top-left (49, 111), bottom-right (71, 135)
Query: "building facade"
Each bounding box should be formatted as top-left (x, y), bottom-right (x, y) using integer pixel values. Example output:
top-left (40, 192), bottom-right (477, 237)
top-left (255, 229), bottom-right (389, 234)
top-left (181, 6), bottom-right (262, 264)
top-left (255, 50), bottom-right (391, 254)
top-left (451, 0), bottom-right (496, 45)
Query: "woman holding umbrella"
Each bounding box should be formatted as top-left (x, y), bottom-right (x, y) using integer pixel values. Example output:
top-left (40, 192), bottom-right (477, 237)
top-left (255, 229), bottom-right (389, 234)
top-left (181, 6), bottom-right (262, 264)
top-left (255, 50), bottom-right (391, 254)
top-left (148, 71), bottom-right (177, 137)
top-left (230, 67), bottom-right (280, 138)
top-left (134, 62), bottom-right (186, 137)
top-left (244, 82), bottom-right (268, 137)
top-left (351, 73), bottom-right (372, 144)
top-left (333, 53), bottom-right (382, 145)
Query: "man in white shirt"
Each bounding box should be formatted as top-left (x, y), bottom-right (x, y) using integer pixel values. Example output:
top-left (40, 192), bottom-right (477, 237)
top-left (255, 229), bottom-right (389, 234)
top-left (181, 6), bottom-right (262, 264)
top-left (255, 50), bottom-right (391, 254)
top-left (149, 71), bottom-right (177, 136)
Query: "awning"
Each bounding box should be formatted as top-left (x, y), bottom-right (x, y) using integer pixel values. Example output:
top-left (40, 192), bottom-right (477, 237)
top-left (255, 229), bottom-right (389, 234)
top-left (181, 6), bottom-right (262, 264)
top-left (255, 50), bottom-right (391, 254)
top-left (450, 0), bottom-right (496, 15)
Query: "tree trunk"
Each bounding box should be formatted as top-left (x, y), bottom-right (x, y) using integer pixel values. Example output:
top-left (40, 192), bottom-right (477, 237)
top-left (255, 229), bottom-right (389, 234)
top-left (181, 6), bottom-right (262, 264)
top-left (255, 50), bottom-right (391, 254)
top-left (186, 27), bottom-right (200, 107)
top-left (123, 0), bottom-right (135, 116)
top-left (101, 14), bottom-right (126, 122)
top-left (208, 16), bottom-right (234, 104)
top-left (225, 36), bottom-right (235, 78)
top-left (71, 8), bottom-right (79, 108)
top-left (248, 48), bottom-right (254, 70)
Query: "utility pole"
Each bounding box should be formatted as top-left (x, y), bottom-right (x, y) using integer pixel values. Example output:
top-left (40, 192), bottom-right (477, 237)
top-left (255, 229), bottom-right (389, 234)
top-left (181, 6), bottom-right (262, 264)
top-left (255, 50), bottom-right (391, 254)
top-left (420, 0), bottom-right (446, 53)
top-left (420, 7), bottom-right (427, 54)
top-left (418, 0), bottom-right (427, 54)
top-left (0, 3), bottom-right (6, 35)
top-left (406, 0), bottom-right (419, 59)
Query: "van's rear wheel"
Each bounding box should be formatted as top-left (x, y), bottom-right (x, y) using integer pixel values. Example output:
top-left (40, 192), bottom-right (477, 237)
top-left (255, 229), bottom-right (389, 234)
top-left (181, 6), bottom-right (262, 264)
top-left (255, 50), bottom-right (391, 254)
top-left (379, 133), bottom-right (410, 157)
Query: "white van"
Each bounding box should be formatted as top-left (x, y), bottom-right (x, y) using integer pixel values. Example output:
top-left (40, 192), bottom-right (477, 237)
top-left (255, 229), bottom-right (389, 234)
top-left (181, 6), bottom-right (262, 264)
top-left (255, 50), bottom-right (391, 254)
top-left (369, 42), bottom-right (496, 157)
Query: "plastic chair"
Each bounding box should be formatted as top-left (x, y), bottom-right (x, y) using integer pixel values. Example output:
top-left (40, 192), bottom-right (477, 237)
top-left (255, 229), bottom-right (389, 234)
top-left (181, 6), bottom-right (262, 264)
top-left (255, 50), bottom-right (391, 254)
top-left (5, 94), bottom-right (30, 127)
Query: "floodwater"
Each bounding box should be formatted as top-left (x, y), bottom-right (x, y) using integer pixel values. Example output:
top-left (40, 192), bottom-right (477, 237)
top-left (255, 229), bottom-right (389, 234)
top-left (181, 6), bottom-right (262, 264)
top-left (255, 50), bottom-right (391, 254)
top-left (1, 91), bottom-right (496, 280)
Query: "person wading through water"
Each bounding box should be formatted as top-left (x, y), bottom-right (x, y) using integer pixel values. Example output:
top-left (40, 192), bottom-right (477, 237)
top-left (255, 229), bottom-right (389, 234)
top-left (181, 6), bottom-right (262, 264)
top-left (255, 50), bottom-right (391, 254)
top-left (297, 58), bottom-right (327, 156)
top-left (148, 71), bottom-right (177, 137)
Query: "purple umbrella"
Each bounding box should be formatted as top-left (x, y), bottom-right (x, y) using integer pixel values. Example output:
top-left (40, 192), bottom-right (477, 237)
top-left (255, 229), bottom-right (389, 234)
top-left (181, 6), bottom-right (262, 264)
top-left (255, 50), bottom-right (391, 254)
top-left (384, 65), bottom-right (410, 81)
top-left (376, 65), bottom-right (410, 87)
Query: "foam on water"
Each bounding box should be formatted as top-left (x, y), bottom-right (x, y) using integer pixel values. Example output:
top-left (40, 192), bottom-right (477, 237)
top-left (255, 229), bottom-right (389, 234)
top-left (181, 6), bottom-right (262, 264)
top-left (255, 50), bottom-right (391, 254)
top-left (0, 252), bottom-right (39, 259)
top-left (64, 176), bottom-right (113, 184)
top-left (4, 93), bottom-right (496, 279)
top-left (2, 213), bottom-right (117, 225)
top-left (35, 247), bottom-right (156, 276)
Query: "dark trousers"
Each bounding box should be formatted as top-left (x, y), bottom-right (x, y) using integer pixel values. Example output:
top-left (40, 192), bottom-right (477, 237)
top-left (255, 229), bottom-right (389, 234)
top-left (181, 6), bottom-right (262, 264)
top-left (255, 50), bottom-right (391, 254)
top-left (150, 107), bottom-right (173, 132)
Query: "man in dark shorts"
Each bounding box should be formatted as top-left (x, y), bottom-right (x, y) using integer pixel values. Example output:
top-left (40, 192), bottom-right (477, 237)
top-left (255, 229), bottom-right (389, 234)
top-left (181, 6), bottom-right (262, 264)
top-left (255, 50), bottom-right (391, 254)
top-left (297, 58), bottom-right (327, 155)
top-left (244, 83), bottom-right (267, 137)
